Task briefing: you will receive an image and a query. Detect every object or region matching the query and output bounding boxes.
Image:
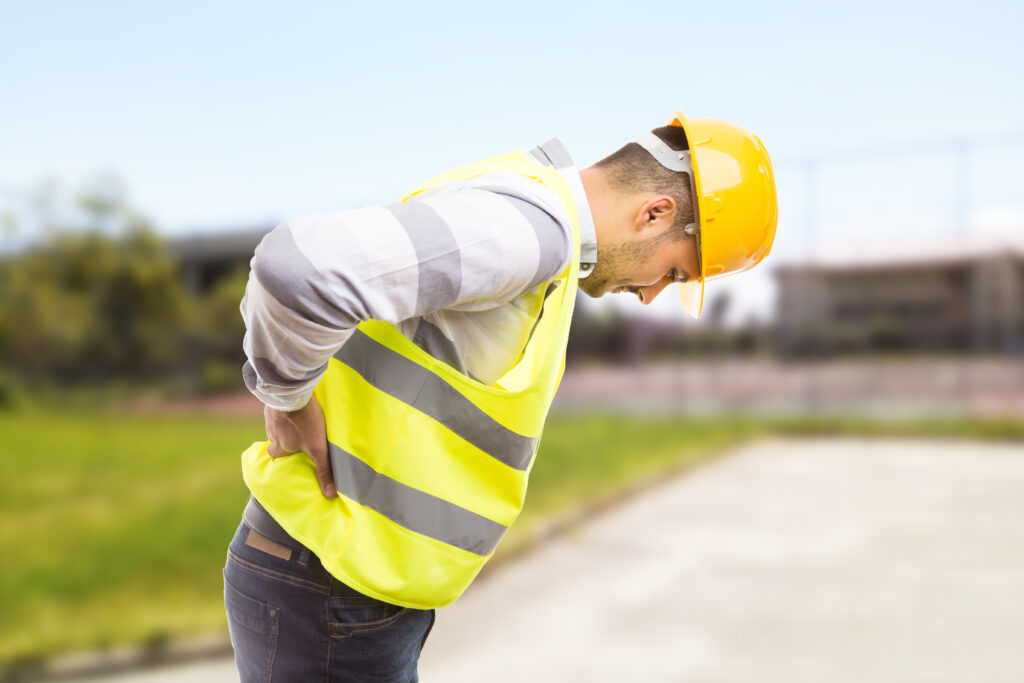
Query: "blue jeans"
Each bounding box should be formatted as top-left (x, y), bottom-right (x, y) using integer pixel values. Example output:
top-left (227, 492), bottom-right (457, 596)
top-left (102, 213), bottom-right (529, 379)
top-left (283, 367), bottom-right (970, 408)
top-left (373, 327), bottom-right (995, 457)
top-left (223, 520), bottom-right (436, 682)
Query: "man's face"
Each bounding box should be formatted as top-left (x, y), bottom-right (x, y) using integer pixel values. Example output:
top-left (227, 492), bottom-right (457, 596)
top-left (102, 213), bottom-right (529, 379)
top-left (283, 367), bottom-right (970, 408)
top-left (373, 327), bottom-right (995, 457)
top-left (578, 229), bottom-right (700, 305)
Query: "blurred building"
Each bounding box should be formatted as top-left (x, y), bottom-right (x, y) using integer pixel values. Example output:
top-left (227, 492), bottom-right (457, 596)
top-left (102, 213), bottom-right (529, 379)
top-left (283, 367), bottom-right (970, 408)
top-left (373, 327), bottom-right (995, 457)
top-left (170, 227), bottom-right (270, 293)
top-left (776, 248), bottom-right (1024, 356)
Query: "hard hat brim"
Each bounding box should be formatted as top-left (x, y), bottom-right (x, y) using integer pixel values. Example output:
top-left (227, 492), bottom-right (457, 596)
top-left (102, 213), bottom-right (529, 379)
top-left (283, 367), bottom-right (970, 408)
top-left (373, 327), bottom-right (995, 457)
top-left (669, 110), bottom-right (706, 318)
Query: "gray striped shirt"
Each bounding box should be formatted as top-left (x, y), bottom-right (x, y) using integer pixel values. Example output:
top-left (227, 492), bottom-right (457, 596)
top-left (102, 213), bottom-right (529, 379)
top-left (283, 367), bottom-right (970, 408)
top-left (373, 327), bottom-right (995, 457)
top-left (242, 136), bottom-right (598, 411)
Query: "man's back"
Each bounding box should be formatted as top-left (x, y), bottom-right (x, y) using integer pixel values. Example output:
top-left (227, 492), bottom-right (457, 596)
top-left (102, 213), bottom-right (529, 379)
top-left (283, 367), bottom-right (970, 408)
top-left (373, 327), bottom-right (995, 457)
top-left (241, 139), bottom-right (594, 411)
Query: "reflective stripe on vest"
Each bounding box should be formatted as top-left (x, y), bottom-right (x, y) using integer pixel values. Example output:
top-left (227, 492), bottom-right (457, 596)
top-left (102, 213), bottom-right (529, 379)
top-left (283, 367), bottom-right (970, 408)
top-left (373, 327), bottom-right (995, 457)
top-left (328, 441), bottom-right (507, 556)
top-left (336, 330), bottom-right (539, 471)
top-left (242, 150), bottom-right (581, 609)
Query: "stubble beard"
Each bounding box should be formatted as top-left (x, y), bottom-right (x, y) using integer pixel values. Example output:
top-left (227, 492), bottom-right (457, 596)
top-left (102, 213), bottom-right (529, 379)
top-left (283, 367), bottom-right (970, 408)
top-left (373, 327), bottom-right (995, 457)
top-left (577, 239), bottom-right (655, 299)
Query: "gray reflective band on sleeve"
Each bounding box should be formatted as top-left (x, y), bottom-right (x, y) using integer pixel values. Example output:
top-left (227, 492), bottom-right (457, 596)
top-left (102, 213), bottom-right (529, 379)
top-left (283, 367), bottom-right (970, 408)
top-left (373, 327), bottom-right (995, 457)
top-left (253, 225), bottom-right (365, 329)
top-left (329, 442), bottom-right (508, 556)
top-left (386, 201), bottom-right (463, 316)
top-left (248, 357), bottom-right (328, 390)
top-left (501, 194), bottom-right (572, 289)
top-left (634, 133), bottom-right (693, 174)
top-left (335, 330), bottom-right (539, 471)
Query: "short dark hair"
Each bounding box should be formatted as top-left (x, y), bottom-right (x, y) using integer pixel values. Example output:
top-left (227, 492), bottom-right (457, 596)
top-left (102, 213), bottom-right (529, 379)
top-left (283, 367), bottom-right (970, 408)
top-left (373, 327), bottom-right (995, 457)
top-left (592, 125), bottom-right (696, 238)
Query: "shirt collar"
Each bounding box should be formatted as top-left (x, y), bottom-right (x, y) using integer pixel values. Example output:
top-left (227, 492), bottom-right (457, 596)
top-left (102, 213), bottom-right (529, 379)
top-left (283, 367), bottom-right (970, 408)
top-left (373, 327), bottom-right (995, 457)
top-left (525, 135), bottom-right (598, 279)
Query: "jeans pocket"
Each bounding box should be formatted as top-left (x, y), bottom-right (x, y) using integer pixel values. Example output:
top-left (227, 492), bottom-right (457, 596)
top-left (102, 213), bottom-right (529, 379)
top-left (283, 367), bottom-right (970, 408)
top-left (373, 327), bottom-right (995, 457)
top-left (225, 572), bottom-right (280, 682)
top-left (328, 598), bottom-right (435, 679)
top-left (328, 593), bottom-right (407, 638)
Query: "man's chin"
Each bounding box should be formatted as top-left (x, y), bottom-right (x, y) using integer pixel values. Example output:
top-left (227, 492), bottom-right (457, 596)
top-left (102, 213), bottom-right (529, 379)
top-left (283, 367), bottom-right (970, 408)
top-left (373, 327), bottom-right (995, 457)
top-left (577, 280), bottom-right (605, 298)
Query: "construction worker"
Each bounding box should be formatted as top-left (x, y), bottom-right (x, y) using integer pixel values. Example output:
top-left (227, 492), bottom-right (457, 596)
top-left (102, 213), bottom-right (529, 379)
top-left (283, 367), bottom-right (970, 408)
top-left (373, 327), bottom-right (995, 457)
top-left (224, 110), bottom-right (776, 682)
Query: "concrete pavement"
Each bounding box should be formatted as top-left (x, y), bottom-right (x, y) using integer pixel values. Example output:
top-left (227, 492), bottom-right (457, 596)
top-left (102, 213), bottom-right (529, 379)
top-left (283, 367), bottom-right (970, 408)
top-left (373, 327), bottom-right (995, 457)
top-left (71, 438), bottom-right (1024, 682)
top-left (420, 438), bottom-right (1024, 682)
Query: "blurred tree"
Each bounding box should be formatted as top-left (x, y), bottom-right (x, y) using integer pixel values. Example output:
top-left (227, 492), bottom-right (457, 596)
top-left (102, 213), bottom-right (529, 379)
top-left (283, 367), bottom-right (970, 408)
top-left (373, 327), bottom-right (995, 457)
top-left (191, 267), bottom-right (249, 393)
top-left (0, 177), bottom-right (193, 389)
top-left (0, 227), bottom-right (191, 383)
top-left (0, 210), bottom-right (17, 248)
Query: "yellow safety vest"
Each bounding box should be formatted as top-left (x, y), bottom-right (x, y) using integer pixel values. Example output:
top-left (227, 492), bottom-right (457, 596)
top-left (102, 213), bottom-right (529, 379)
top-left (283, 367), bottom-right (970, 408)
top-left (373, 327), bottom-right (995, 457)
top-left (241, 150), bottom-right (582, 609)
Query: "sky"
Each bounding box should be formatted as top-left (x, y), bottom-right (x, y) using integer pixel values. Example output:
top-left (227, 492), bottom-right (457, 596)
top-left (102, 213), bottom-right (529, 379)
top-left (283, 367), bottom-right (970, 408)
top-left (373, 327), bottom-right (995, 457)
top-left (2, 0), bottom-right (1023, 324)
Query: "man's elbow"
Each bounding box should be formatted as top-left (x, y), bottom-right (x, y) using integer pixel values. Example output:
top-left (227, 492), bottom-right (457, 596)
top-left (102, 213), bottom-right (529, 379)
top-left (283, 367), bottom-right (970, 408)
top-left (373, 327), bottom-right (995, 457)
top-left (250, 223), bottom-right (368, 330)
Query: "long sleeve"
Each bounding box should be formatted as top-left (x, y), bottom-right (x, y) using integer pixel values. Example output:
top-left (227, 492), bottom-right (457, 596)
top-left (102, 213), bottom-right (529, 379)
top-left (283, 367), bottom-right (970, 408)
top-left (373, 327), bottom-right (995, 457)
top-left (241, 173), bottom-right (573, 411)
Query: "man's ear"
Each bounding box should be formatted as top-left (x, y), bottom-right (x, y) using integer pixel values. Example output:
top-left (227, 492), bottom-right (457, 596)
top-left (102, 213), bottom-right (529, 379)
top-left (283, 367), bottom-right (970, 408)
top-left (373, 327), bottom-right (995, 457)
top-left (635, 195), bottom-right (677, 233)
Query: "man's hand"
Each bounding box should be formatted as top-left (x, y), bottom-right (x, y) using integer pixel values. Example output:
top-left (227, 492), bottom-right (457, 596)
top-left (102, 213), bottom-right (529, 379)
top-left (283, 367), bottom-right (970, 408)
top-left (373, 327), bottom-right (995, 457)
top-left (265, 396), bottom-right (337, 498)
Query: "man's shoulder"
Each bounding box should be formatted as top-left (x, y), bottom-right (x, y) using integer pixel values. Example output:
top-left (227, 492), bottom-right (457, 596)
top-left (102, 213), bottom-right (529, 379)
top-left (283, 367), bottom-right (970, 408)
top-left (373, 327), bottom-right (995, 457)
top-left (395, 172), bottom-right (571, 310)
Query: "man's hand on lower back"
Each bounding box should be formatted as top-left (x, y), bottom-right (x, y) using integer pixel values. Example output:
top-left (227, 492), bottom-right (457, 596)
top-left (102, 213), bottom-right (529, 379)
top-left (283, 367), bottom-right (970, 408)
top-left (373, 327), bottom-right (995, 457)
top-left (265, 396), bottom-right (337, 498)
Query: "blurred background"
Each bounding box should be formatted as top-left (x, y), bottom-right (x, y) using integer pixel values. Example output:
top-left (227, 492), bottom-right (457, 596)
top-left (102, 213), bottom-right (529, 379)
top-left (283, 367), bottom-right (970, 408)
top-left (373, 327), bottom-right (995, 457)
top-left (2, 0), bottom-right (1023, 680)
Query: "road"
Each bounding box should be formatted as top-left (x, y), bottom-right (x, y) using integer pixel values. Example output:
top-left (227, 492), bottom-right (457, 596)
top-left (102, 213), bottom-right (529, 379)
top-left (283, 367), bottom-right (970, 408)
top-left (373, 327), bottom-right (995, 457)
top-left (85, 438), bottom-right (1024, 682)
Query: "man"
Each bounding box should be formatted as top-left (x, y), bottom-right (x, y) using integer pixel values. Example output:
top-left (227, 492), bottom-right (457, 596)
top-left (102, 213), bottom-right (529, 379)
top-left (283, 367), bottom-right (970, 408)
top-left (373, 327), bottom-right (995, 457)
top-left (224, 110), bottom-right (776, 682)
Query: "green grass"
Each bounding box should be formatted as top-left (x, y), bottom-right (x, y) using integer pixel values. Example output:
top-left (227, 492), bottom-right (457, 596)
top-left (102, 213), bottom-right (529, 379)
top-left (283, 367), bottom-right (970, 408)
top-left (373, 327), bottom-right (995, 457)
top-left (1, 407), bottom-right (1022, 667)
top-left (0, 410), bottom-right (260, 667)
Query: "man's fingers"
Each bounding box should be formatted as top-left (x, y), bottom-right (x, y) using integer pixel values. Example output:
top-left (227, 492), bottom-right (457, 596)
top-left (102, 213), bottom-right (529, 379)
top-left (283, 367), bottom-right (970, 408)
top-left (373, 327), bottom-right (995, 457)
top-left (263, 397), bottom-right (333, 496)
top-left (313, 450), bottom-right (337, 498)
top-left (267, 440), bottom-right (302, 458)
top-left (317, 474), bottom-right (337, 498)
top-left (267, 442), bottom-right (333, 498)
top-left (315, 464), bottom-right (337, 498)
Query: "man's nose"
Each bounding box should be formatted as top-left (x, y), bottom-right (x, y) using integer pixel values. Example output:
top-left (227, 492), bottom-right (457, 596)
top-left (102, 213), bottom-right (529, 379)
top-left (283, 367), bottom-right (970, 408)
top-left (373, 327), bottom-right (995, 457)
top-left (637, 278), bottom-right (671, 305)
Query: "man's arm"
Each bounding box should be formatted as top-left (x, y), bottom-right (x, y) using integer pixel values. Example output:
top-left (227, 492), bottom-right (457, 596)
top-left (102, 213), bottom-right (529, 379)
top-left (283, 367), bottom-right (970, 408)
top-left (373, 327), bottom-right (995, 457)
top-left (242, 178), bottom-right (572, 495)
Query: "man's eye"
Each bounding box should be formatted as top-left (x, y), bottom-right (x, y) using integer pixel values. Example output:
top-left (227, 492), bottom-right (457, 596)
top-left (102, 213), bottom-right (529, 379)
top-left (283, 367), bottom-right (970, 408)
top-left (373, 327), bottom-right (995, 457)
top-left (671, 269), bottom-right (688, 284)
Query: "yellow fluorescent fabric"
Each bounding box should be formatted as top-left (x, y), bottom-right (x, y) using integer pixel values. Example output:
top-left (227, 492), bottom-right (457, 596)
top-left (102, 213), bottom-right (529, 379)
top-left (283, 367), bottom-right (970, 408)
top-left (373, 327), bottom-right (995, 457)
top-left (242, 150), bottom-right (581, 608)
top-left (242, 440), bottom-right (487, 609)
top-left (319, 360), bottom-right (527, 525)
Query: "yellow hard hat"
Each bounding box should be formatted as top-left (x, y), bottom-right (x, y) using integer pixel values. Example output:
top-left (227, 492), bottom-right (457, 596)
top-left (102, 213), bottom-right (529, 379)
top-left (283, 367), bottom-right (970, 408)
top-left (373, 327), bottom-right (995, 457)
top-left (669, 111), bottom-right (777, 318)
